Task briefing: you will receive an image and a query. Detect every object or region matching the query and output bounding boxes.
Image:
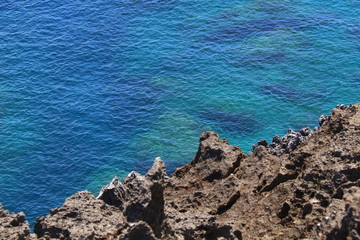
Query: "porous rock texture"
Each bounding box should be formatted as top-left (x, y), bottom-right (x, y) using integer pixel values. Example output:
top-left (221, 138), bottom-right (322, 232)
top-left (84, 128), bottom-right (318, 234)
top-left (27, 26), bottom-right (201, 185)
top-left (33, 191), bottom-right (126, 239)
top-left (0, 204), bottom-right (32, 240)
top-left (0, 103), bottom-right (359, 239)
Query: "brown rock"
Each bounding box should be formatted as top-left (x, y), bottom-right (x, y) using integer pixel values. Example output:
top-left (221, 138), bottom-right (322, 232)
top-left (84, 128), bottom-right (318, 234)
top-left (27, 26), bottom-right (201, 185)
top-left (98, 157), bottom-right (167, 237)
top-left (173, 131), bottom-right (244, 183)
top-left (118, 221), bottom-right (157, 240)
top-left (165, 103), bottom-right (360, 239)
top-left (0, 204), bottom-right (31, 240)
top-left (34, 191), bottom-right (126, 239)
top-left (3, 103), bottom-right (359, 240)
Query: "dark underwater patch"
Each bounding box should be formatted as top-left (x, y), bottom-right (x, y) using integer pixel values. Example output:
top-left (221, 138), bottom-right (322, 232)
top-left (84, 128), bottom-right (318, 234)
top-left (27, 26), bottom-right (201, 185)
top-left (351, 73), bottom-right (360, 84)
top-left (112, 0), bottom-right (176, 12)
top-left (349, 24), bottom-right (360, 39)
top-left (206, 16), bottom-right (333, 43)
top-left (207, 9), bottom-right (241, 24)
top-left (252, 1), bottom-right (293, 14)
top-left (348, 25), bottom-right (360, 51)
top-left (198, 108), bottom-right (258, 134)
top-left (288, 119), bottom-right (318, 132)
top-left (231, 51), bottom-right (286, 68)
top-left (261, 83), bottom-right (328, 104)
top-left (99, 78), bottom-right (164, 137)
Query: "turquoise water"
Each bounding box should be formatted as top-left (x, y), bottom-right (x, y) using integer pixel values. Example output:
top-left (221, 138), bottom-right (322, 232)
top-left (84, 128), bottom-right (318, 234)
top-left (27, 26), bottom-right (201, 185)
top-left (0, 0), bottom-right (359, 226)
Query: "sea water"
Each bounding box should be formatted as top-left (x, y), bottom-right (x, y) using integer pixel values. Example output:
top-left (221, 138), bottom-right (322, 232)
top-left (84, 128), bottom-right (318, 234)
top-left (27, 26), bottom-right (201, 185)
top-left (0, 0), bottom-right (359, 226)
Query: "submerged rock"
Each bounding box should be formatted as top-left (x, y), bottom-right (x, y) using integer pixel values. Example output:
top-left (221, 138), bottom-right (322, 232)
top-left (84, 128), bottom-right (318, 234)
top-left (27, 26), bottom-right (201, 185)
top-left (261, 83), bottom-right (328, 104)
top-left (206, 15), bottom-right (333, 43)
top-left (198, 108), bottom-right (258, 134)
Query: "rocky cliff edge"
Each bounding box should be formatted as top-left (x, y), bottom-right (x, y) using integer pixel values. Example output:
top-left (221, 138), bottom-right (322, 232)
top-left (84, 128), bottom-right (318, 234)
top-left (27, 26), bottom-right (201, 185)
top-left (1, 103), bottom-right (359, 239)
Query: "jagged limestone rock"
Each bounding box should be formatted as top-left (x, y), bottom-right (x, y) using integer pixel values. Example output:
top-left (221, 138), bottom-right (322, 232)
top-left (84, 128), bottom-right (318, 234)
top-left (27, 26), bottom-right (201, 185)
top-left (173, 131), bottom-right (245, 183)
top-left (0, 204), bottom-right (31, 240)
top-left (34, 191), bottom-right (126, 239)
top-left (1, 104), bottom-right (359, 240)
top-left (98, 157), bottom-right (167, 237)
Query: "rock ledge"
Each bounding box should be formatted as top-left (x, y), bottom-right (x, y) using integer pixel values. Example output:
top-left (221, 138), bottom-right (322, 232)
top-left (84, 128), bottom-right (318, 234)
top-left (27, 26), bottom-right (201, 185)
top-left (1, 104), bottom-right (359, 239)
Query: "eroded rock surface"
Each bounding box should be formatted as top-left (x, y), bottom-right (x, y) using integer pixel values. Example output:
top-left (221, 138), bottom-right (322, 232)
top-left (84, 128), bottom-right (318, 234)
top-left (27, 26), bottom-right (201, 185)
top-left (0, 204), bottom-right (31, 240)
top-left (232, 104), bottom-right (360, 239)
top-left (33, 191), bottom-right (126, 239)
top-left (1, 104), bottom-right (359, 239)
top-left (97, 157), bottom-right (166, 236)
top-left (173, 131), bottom-right (245, 183)
top-left (164, 104), bottom-right (359, 239)
top-left (265, 127), bottom-right (314, 156)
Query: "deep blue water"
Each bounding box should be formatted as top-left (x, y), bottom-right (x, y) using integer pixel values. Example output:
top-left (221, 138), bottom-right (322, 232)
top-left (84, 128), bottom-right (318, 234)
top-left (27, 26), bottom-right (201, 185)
top-left (1, 0), bottom-right (359, 226)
